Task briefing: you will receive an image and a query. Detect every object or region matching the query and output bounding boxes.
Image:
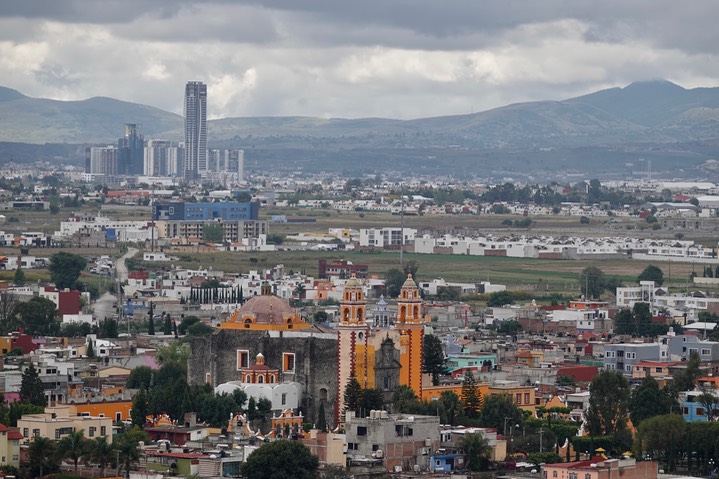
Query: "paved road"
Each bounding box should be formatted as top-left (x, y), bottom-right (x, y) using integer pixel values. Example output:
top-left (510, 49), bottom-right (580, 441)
top-left (115, 247), bottom-right (138, 283)
top-left (91, 248), bottom-right (137, 321)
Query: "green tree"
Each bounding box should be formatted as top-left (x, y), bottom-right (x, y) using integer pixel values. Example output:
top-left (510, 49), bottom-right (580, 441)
top-left (243, 440), bottom-right (319, 479)
top-left (56, 430), bottom-right (89, 472)
top-left (358, 388), bottom-right (384, 417)
top-left (88, 436), bottom-right (114, 476)
top-left (585, 370), bottom-right (630, 437)
top-left (343, 375), bottom-right (362, 420)
top-left (487, 290), bottom-right (514, 307)
top-left (385, 268), bottom-right (406, 298)
top-left (13, 296), bottom-right (58, 335)
top-left (461, 433), bottom-right (492, 471)
top-left (480, 394), bottom-right (523, 433)
top-left (187, 321), bottom-right (214, 336)
top-left (629, 376), bottom-right (672, 426)
top-left (87, 340), bottom-right (96, 359)
top-left (131, 387), bottom-right (149, 429)
top-left (20, 363), bottom-right (46, 407)
top-left (28, 436), bottom-right (59, 478)
top-left (126, 366), bottom-right (154, 390)
top-left (13, 267), bottom-right (25, 286)
top-left (316, 402), bottom-right (327, 431)
top-left (115, 427), bottom-right (148, 479)
top-left (638, 265), bottom-right (665, 286)
top-left (147, 303), bottom-right (155, 335)
top-left (437, 391), bottom-right (462, 426)
top-left (202, 223), bottom-right (224, 243)
top-left (49, 251), bottom-right (87, 289)
top-left (580, 266), bottom-right (606, 299)
top-left (163, 314), bottom-right (172, 335)
top-left (497, 320), bottom-right (522, 335)
top-left (422, 334), bottom-right (445, 386)
top-left (634, 414), bottom-right (686, 472)
top-left (0, 290), bottom-right (19, 334)
top-left (461, 371), bottom-right (482, 418)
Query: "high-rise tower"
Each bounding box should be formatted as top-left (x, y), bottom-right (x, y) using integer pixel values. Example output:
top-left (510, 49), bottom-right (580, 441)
top-left (183, 81), bottom-right (207, 181)
top-left (117, 123), bottom-right (144, 175)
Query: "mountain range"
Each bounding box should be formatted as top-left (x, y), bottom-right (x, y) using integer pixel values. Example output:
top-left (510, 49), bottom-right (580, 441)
top-left (1, 80), bottom-right (718, 179)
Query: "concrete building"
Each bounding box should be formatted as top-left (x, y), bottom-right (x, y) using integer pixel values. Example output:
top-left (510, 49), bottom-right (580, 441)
top-left (17, 405), bottom-right (113, 444)
top-left (344, 411), bottom-right (440, 473)
top-left (542, 457), bottom-right (657, 479)
top-left (603, 343), bottom-right (665, 376)
top-left (0, 424), bottom-right (22, 467)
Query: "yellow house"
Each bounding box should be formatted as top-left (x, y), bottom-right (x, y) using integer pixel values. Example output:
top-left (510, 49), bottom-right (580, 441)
top-left (488, 383), bottom-right (536, 413)
top-left (0, 424), bottom-right (22, 467)
top-left (17, 405), bottom-right (113, 444)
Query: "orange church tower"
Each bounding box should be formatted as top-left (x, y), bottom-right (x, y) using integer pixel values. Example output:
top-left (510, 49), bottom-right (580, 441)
top-left (336, 273), bottom-right (370, 425)
top-left (396, 273), bottom-right (427, 396)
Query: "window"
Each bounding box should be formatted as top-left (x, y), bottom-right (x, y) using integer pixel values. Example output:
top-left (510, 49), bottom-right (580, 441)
top-left (101, 426), bottom-right (106, 436)
top-left (237, 350), bottom-right (250, 369)
top-left (23, 428), bottom-right (28, 438)
top-left (33, 429), bottom-right (40, 438)
top-left (586, 475), bottom-right (592, 479)
top-left (524, 393), bottom-right (530, 404)
top-left (553, 472), bottom-right (558, 478)
top-left (347, 443), bottom-right (358, 450)
top-left (89, 426), bottom-right (96, 437)
top-left (702, 349), bottom-right (711, 355)
top-left (281, 393), bottom-right (287, 406)
top-left (516, 393), bottom-right (522, 404)
top-left (357, 426), bottom-right (367, 436)
top-left (283, 353), bottom-right (296, 373)
top-left (697, 407), bottom-right (706, 416)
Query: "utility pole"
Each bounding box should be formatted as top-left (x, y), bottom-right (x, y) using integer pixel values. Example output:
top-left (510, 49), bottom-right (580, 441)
top-left (539, 428), bottom-right (544, 453)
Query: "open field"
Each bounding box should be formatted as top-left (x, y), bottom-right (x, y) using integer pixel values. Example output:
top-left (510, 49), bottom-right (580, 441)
top-left (4, 205), bottom-right (718, 297)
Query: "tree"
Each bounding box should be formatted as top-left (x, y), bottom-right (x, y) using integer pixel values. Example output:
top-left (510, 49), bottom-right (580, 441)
top-left (131, 387), bottom-right (149, 429)
top-left (20, 363), bottom-right (46, 407)
top-left (87, 340), bottom-right (96, 359)
top-left (580, 266), bottom-right (606, 299)
top-left (56, 430), bottom-right (88, 472)
top-left (202, 223), bottom-right (224, 243)
top-left (358, 388), bottom-right (384, 417)
top-left (343, 375), bottom-right (362, 419)
top-left (147, 303), bottom-right (155, 335)
top-left (126, 366), bottom-right (154, 390)
top-left (497, 320), bottom-right (522, 335)
top-left (0, 290), bottom-right (19, 334)
top-left (480, 394), bottom-right (523, 433)
top-left (638, 265), bottom-right (665, 286)
top-left (385, 268), bottom-right (406, 298)
top-left (695, 385), bottom-right (719, 422)
top-left (438, 391), bottom-right (462, 426)
top-left (316, 402), bottom-right (327, 431)
top-left (187, 321), bottom-right (214, 336)
top-left (13, 267), bottom-right (25, 286)
top-left (423, 334), bottom-right (445, 386)
top-left (49, 251), bottom-right (87, 290)
top-left (670, 351), bottom-right (702, 395)
top-left (163, 314), bottom-right (172, 335)
top-left (114, 427), bottom-right (148, 479)
top-left (28, 436), bottom-right (59, 478)
top-left (88, 436), bottom-right (114, 476)
top-left (487, 290), bottom-right (514, 307)
top-left (461, 371), bottom-right (483, 418)
top-left (585, 370), bottom-right (630, 437)
top-left (13, 296), bottom-right (58, 335)
top-left (243, 440), bottom-right (319, 479)
top-left (634, 414), bottom-right (686, 472)
top-left (629, 376), bottom-right (672, 426)
top-left (461, 433), bottom-right (492, 471)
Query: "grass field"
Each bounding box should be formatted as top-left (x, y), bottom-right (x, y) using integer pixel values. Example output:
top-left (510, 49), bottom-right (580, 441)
top-left (4, 205), bottom-right (717, 298)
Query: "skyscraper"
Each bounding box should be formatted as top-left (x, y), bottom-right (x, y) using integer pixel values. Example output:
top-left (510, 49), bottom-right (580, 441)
top-left (117, 123), bottom-right (144, 175)
top-left (184, 81), bottom-right (207, 180)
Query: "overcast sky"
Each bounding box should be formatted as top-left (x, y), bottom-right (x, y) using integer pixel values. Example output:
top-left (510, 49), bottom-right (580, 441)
top-left (1, 0), bottom-right (717, 120)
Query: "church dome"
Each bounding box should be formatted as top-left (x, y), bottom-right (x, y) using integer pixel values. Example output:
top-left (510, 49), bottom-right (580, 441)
top-left (237, 294), bottom-right (295, 324)
top-left (345, 273), bottom-right (362, 288)
top-left (402, 273), bottom-right (418, 289)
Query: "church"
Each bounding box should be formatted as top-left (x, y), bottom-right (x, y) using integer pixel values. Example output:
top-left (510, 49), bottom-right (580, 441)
top-left (187, 274), bottom-right (429, 430)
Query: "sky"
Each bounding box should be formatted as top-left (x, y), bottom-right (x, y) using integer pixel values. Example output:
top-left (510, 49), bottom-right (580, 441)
top-left (1, 0), bottom-right (718, 120)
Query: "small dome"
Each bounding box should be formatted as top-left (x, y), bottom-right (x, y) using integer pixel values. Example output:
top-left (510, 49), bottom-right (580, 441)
top-left (345, 273), bottom-right (361, 288)
top-left (237, 294), bottom-right (295, 324)
top-left (402, 273), bottom-right (418, 289)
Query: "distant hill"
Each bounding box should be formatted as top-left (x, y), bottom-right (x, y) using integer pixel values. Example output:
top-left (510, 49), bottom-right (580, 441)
top-left (0, 94), bottom-right (181, 143)
top-left (0, 80), bottom-right (718, 179)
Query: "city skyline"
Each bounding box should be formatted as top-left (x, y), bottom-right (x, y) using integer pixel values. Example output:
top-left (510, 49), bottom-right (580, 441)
top-left (0, 1), bottom-right (717, 120)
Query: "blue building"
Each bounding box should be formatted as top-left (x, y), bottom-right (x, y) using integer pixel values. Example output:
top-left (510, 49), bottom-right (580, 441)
top-left (152, 201), bottom-right (259, 222)
top-left (680, 390), bottom-right (719, 422)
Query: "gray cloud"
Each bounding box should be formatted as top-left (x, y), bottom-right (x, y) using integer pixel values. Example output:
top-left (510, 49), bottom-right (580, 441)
top-left (0, 0), bottom-right (717, 120)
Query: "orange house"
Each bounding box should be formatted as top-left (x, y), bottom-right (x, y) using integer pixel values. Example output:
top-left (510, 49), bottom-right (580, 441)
top-left (71, 400), bottom-right (133, 423)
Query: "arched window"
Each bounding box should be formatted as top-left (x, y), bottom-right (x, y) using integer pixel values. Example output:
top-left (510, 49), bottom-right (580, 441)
top-left (413, 306), bottom-right (419, 317)
top-left (245, 375), bottom-right (251, 382)
top-left (344, 308), bottom-right (350, 320)
top-left (258, 375), bottom-right (264, 383)
top-left (269, 375), bottom-right (275, 383)
top-left (400, 305), bottom-right (406, 317)
top-left (357, 308), bottom-right (363, 320)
